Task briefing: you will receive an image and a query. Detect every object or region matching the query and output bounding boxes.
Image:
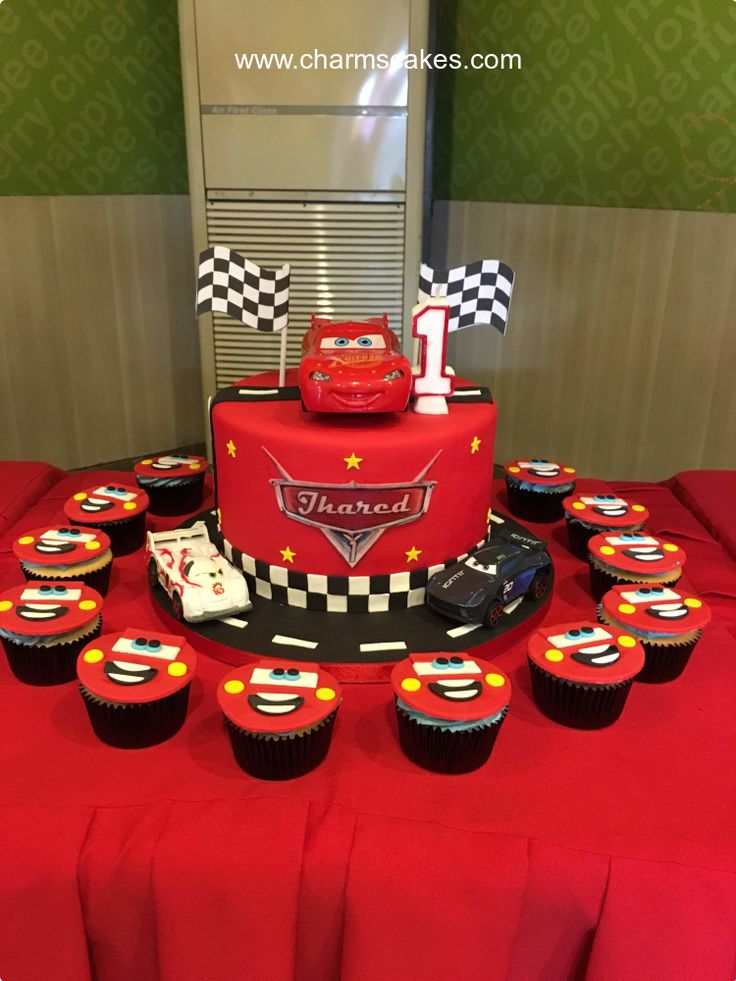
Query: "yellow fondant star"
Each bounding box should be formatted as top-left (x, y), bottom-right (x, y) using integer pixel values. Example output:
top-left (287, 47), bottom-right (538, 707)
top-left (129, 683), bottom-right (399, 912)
top-left (470, 436), bottom-right (481, 454)
top-left (405, 545), bottom-right (422, 563)
top-left (226, 439), bottom-right (237, 458)
top-left (344, 452), bottom-right (363, 471)
top-left (280, 545), bottom-right (296, 564)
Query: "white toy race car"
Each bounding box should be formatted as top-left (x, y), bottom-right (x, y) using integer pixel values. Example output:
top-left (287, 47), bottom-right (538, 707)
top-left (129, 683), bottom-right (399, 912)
top-left (146, 522), bottom-right (251, 623)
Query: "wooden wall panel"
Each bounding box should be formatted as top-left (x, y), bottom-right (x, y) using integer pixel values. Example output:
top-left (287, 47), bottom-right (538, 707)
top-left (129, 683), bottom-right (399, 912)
top-left (433, 201), bottom-right (736, 482)
top-left (0, 195), bottom-right (202, 470)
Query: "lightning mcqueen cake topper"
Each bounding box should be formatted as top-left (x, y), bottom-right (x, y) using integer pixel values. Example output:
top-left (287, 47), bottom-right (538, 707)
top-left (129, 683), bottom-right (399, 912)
top-left (600, 584), bottom-right (710, 634)
top-left (134, 454), bottom-right (208, 479)
top-left (391, 652), bottom-right (511, 722)
top-left (563, 494), bottom-right (649, 527)
top-left (0, 582), bottom-right (102, 636)
top-left (588, 532), bottom-right (685, 576)
top-left (527, 621), bottom-right (645, 685)
top-left (504, 459), bottom-right (576, 485)
top-left (13, 526), bottom-right (111, 566)
top-left (64, 484), bottom-right (149, 522)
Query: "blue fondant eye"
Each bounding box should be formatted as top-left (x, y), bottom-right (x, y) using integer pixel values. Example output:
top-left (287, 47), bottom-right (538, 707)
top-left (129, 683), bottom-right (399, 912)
top-left (581, 626), bottom-right (594, 635)
top-left (53, 585), bottom-right (67, 594)
top-left (448, 656), bottom-right (464, 669)
top-left (356, 336), bottom-right (373, 347)
top-left (635, 588), bottom-right (651, 597)
top-left (431, 657), bottom-right (450, 670)
top-left (531, 458), bottom-right (548, 464)
top-left (132, 638), bottom-right (148, 650)
top-left (334, 337), bottom-right (349, 347)
top-left (269, 668), bottom-right (286, 680)
top-left (565, 628), bottom-right (581, 640)
top-left (286, 668), bottom-right (300, 678)
top-left (621, 533), bottom-right (643, 541)
top-left (40, 585), bottom-right (52, 593)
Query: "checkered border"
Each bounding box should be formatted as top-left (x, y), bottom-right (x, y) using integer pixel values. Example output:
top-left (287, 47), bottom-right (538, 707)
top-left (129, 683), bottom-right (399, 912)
top-left (218, 535), bottom-right (487, 613)
top-left (418, 258), bottom-right (514, 334)
top-left (196, 246), bottom-right (289, 332)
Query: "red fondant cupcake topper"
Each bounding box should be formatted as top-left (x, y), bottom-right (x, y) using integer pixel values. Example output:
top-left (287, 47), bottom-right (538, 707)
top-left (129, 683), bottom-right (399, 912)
top-left (504, 459), bottom-right (576, 485)
top-left (563, 494), bottom-right (649, 527)
top-left (601, 584), bottom-right (710, 634)
top-left (528, 620), bottom-right (645, 685)
top-left (134, 454), bottom-right (208, 479)
top-left (218, 659), bottom-right (342, 733)
top-left (77, 629), bottom-right (197, 704)
top-left (588, 532), bottom-right (685, 576)
top-left (0, 582), bottom-right (102, 636)
top-left (391, 651), bottom-right (510, 722)
top-left (64, 484), bottom-right (149, 524)
top-left (13, 526), bottom-right (111, 567)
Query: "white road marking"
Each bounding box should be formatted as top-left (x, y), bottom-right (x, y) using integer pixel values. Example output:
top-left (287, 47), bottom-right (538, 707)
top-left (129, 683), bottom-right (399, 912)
top-left (489, 514), bottom-right (505, 524)
top-left (503, 597), bottom-right (524, 614)
top-left (239, 388), bottom-right (280, 395)
top-left (446, 623), bottom-right (480, 638)
top-left (272, 634), bottom-right (318, 650)
top-left (220, 617), bottom-right (248, 628)
top-left (359, 641), bottom-right (407, 652)
top-left (452, 389), bottom-right (482, 396)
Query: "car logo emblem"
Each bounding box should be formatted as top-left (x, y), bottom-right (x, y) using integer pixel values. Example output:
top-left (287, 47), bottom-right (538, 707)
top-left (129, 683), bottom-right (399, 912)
top-left (264, 448), bottom-right (440, 567)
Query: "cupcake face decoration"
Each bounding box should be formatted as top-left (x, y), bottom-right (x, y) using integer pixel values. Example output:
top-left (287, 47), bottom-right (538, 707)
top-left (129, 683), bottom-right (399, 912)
top-left (602, 585), bottom-right (710, 633)
top-left (505, 459), bottom-right (575, 485)
top-left (13, 526), bottom-right (111, 566)
top-left (528, 620), bottom-right (644, 685)
top-left (0, 582), bottom-right (102, 636)
top-left (391, 652), bottom-right (510, 722)
top-left (77, 629), bottom-right (196, 704)
top-left (589, 533), bottom-right (685, 576)
top-left (135, 454), bottom-right (208, 478)
top-left (564, 495), bottom-right (649, 527)
top-left (64, 485), bottom-right (149, 523)
top-left (218, 660), bottom-right (342, 733)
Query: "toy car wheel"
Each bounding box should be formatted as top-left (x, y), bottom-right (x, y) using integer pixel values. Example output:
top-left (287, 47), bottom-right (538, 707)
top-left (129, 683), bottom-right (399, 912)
top-left (147, 558), bottom-right (160, 590)
top-left (171, 591), bottom-right (184, 621)
top-left (483, 599), bottom-right (504, 628)
top-left (527, 569), bottom-right (550, 601)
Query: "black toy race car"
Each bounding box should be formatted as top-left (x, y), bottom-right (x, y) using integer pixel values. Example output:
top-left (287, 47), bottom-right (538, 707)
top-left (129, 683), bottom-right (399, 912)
top-left (426, 528), bottom-right (552, 628)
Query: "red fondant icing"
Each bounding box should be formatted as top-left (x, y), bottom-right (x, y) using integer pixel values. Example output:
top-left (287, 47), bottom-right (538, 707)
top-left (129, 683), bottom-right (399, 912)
top-left (13, 526), bottom-right (111, 567)
top-left (212, 372), bottom-right (495, 577)
top-left (64, 484), bottom-right (149, 525)
top-left (134, 454), bottom-right (208, 479)
top-left (218, 659), bottom-right (342, 733)
top-left (504, 459), bottom-right (575, 486)
top-left (0, 581), bottom-right (102, 637)
top-left (563, 494), bottom-right (649, 528)
top-left (76, 628), bottom-right (197, 704)
top-left (528, 620), bottom-right (644, 685)
top-left (391, 652), bottom-right (510, 722)
top-left (601, 584), bottom-right (710, 635)
top-left (588, 532), bottom-right (685, 577)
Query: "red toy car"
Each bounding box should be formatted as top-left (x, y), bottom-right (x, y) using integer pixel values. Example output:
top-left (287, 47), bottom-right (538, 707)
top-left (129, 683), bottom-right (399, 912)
top-left (299, 314), bottom-right (412, 413)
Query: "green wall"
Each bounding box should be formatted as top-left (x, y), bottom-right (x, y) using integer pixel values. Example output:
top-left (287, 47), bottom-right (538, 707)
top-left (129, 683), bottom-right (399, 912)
top-left (0, 0), bottom-right (187, 195)
top-left (434, 0), bottom-right (736, 211)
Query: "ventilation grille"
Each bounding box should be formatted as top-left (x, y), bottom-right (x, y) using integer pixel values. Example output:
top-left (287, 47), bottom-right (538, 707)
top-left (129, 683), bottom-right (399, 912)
top-left (205, 195), bottom-right (407, 388)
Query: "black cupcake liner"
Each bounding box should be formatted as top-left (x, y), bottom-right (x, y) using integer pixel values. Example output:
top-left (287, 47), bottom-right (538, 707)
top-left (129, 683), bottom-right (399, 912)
top-left (136, 475), bottom-right (205, 517)
top-left (79, 683), bottom-right (191, 748)
top-left (95, 512), bottom-right (146, 557)
top-left (224, 710), bottom-right (338, 780)
top-left (565, 517), bottom-right (645, 560)
top-left (636, 634), bottom-right (700, 684)
top-left (588, 561), bottom-right (680, 603)
top-left (395, 701), bottom-right (508, 774)
top-left (505, 480), bottom-right (569, 523)
top-left (528, 658), bottom-right (634, 729)
top-left (1, 618), bottom-right (102, 686)
top-left (21, 557), bottom-right (112, 596)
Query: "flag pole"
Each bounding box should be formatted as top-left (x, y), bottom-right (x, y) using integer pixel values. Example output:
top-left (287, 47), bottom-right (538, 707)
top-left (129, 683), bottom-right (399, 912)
top-left (278, 326), bottom-right (287, 387)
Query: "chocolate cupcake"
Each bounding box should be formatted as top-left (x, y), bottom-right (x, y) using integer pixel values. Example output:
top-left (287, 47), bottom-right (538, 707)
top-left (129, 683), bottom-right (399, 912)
top-left (64, 483), bottom-right (149, 557)
top-left (587, 532), bottom-right (685, 602)
top-left (391, 652), bottom-right (510, 773)
top-left (562, 494), bottom-right (649, 559)
top-left (598, 584), bottom-right (710, 683)
top-left (527, 621), bottom-right (644, 728)
top-left (13, 525), bottom-right (113, 596)
top-left (134, 453), bottom-right (208, 516)
top-left (77, 629), bottom-right (197, 748)
top-left (218, 659), bottom-right (342, 780)
top-left (0, 582), bottom-right (103, 685)
top-left (503, 459), bottom-right (577, 522)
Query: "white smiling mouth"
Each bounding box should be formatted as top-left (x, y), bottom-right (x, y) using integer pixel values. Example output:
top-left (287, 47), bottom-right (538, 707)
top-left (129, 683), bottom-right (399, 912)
top-left (17, 603), bottom-right (65, 619)
top-left (596, 506), bottom-right (626, 515)
top-left (649, 604), bottom-right (688, 618)
top-left (577, 643), bottom-right (621, 665)
top-left (80, 498), bottom-right (113, 512)
top-left (249, 692), bottom-right (304, 715)
top-left (627, 548), bottom-right (664, 561)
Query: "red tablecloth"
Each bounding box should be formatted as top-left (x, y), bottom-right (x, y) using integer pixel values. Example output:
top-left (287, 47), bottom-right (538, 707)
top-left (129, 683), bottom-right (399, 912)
top-left (0, 464), bottom-right (735, 981)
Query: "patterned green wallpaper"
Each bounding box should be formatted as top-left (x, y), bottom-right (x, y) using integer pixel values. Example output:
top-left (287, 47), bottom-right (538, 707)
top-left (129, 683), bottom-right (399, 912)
top-left (434, 0), bottom-right (736, 211)
top-left (0, 0), bottom-right (187, 195)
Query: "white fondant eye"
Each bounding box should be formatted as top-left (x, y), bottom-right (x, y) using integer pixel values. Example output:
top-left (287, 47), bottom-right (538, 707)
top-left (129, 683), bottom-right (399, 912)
top-left (621, 587), bottom-right (681, 604)
top-left (93, 486), bottom-right (137, 502)
top-left (413, 660), bottom-right (481, 676)
top-left (112, 637), bottom-right (181, 660)
top-left (249, 667), bottom-right (319, 689)
top-left (40, 529), bottom-right (96, 542)
top-left (606, 536), bottom-right (658, 546)
top-left (20, 587), bottom-right (82, 601)
top-left (548, 627), bottom-right (613, 648)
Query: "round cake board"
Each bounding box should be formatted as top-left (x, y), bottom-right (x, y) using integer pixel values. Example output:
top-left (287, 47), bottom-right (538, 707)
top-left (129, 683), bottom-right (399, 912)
top-left (149, 509), bottom-right (554, 683)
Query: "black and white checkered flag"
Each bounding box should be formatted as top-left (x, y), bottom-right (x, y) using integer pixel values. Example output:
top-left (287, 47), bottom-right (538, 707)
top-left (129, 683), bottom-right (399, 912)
top-left (418, 259), bottom-right (515, 334)
top-left (196, 246), bottom-right (290, 332)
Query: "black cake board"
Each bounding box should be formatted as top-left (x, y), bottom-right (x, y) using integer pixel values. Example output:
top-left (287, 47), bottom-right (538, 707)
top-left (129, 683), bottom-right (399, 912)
top-left (149, 510), bottom-right (554, 682)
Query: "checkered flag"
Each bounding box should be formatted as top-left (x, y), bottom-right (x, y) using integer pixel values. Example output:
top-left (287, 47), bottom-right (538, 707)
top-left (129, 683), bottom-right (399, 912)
top-left (196, 246), bottom-right (289, 332)
top-left (418, 259), bottom-right (515, 334)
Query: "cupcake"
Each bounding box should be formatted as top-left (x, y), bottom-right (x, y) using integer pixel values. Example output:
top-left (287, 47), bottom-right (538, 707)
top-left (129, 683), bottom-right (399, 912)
top-left (134, 453), bottom-right (208, 516)
top-left (598, 584), bottom-right (710, 683)
top-left (218, 659), bottom-right (342, 780)
top-left (0, 582), bottom-right (103, 686)
top-left (503, 459), bottom-right (577, 522)
top-left (562, 494), bottom-right (649, 559)
top-left (587, 531), bottom-right (685, 602)
top-left (391, 652), bottom-right (510, 773)
top-left (527, 621), bottom-right (644, 728)
top-left (64, 483), bottom-right (149, 557)
top-left (77, 629), bottom-right (197, 748)
top-left (13, 525), bottom-right (113, 595)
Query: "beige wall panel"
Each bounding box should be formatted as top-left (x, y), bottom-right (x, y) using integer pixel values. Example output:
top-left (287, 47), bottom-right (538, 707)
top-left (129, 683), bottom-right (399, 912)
top-left (433, 201), bottom-right (736, 482)
top-left (0, 196), bottom-right (202, 470)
